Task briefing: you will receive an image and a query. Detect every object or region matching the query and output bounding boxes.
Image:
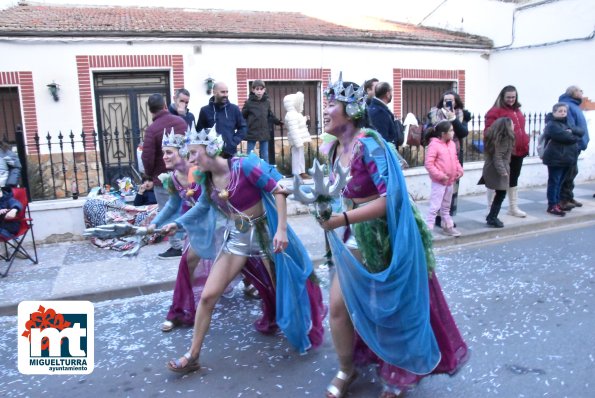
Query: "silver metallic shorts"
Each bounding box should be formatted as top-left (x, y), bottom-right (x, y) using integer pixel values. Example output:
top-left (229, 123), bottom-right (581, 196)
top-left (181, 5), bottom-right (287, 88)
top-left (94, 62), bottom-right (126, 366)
top-left (222, 213), bottom-right (270, 258)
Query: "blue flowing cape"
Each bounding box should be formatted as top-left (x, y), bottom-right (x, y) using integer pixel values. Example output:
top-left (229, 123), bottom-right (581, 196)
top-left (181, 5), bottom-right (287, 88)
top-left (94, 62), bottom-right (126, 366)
top-left (327, 132), bottom-right (441, 374)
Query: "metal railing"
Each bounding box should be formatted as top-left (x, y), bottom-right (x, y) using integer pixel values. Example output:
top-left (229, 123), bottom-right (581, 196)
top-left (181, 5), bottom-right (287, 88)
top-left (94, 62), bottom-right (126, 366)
top-left (399, 112), bottom-right (548, 167)
top-left (20, 112), bottom-right (549, 201)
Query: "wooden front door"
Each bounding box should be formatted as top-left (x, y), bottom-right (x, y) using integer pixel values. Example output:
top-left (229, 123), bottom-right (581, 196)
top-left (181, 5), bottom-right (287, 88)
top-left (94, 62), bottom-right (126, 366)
top-left (402, 80), bottom-right (455, 124)
top-left (253, 81), bottom-right (320, 166)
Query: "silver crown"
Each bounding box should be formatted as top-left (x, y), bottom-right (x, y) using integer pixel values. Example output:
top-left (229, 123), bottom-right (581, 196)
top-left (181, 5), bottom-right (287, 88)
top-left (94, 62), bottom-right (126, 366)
top-left (324, 72), bottom-right (367, 119)
top-left (186, 121), bottom-right (202, 145)
top-left (324, 72), bottom-right (366, 104)
top-left (196, 124), bottom-right (219, 145)
top-left (195, 124), bottom-right (224, 157)
top-left (161, 127), bottom-right (187, 148)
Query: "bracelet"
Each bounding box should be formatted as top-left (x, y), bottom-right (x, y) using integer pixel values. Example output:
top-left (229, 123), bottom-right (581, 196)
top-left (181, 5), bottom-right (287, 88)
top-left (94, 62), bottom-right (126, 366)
top-left (343, 211), bottom-right (350, 226)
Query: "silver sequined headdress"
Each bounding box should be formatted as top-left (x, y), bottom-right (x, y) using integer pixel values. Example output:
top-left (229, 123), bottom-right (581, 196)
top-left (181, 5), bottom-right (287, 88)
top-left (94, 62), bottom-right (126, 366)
top-left (162, 127), bottom-right (189, 156)
top-left (193, 124), bottom-right (224, 157)
top-left (323, 72), bottom-right (367, 119)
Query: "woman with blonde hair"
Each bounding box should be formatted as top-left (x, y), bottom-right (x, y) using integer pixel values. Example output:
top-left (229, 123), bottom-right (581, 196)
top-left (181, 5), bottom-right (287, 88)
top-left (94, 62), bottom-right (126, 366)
top-left (163, 126), bottom-right (325, 373)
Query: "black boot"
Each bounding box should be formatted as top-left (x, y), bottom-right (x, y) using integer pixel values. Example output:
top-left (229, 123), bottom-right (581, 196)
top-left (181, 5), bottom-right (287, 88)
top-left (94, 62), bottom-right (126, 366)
top-left (486, 200), bottom-right (504, 228)
top-left (486, 216), bottom-right (504, 228)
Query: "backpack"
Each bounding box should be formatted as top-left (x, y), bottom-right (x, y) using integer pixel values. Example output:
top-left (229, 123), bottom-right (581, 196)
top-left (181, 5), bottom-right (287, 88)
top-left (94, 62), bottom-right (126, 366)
top-left (537, 133), bottom-right (549, 159)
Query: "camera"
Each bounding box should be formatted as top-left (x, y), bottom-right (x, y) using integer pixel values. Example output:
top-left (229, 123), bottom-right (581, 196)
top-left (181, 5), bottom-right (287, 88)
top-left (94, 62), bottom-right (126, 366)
top-left (445, 99), bottom-right (453, 111)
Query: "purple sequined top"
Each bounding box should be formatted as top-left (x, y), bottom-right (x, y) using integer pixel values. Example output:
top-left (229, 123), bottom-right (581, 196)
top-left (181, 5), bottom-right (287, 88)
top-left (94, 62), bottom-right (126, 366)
top-left (171, 172), bottom-right (201, 214)
top-left (331, 139), bottom-right (387, 199)
top-left (209, 157), bottom-right (279, 214)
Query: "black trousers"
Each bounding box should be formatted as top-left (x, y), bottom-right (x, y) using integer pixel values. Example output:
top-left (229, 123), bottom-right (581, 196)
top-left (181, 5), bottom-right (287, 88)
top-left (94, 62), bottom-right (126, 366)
top-left (560, 160), bottom-right (578, 201)
top-left (509, 155), bottom-right (524, 188)
top-left (487, 190), bottom-right (507, 220)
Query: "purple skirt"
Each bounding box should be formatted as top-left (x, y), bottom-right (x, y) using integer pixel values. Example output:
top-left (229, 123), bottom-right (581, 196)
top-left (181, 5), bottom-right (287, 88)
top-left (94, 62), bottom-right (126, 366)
top-left (353, 273), bottom-right (469, 390)
top-left (242, 257), bottom-right (326, 349)
top-left (166, 251), bottom-right (326, 350)
top-left (166, 248), bottom-right (216, 325)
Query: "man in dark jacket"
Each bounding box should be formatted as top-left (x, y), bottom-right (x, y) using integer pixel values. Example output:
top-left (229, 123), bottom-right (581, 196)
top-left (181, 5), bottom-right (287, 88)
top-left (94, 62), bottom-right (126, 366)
top-left (196, 82), bottom-right (247, 157)
top-left (168, 88), bottom-right (195, 129)
top-left (558, 85), bottom-right (590, 208)
top-left (242, 80), bottom-right (283, 162)
top-left (367, 82), bottom-right (402, 145)
top-left (141, 93), bottom-right (187, 259)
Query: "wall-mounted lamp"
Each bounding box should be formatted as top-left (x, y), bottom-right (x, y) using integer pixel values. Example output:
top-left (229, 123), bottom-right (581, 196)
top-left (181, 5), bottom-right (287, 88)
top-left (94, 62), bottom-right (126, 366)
top-left (47, 81), bottom-right (60, 102)
top-left (205, 77), bottom-right (215, 95)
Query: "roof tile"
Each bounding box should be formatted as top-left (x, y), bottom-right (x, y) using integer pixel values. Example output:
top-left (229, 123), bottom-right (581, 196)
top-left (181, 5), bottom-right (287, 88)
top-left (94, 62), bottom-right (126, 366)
top-left (0, 5), bottom-right (492, 48)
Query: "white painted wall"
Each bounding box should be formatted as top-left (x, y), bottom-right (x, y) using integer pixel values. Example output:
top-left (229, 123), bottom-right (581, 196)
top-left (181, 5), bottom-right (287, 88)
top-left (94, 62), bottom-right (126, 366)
top-left (487, 39), bottom-right (594, 113)
top-left (1, 38), bottom-right (489, 140)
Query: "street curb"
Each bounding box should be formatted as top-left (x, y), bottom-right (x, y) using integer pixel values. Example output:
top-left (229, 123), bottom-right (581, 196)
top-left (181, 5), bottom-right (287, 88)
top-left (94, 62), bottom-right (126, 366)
top-left (0, 280), bottom-right (175, 317)
top-left (432, 211), bottom-right (595, 248)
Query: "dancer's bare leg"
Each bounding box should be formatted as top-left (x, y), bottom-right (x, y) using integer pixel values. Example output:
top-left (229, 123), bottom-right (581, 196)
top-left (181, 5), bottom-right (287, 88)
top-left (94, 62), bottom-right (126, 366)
top-left (172, 252), bottom-right (247, 367)
top-left (327, 272), bottom-right (356, 392)
top-left (186, 247), bottom-right (200, 282)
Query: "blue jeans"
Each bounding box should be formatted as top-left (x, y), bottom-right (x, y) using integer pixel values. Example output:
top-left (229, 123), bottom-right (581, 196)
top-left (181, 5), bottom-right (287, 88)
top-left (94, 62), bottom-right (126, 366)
top-left (247, 140), bottom-right (269, 161)
top-left (547, 166), bottom-right (569, 206)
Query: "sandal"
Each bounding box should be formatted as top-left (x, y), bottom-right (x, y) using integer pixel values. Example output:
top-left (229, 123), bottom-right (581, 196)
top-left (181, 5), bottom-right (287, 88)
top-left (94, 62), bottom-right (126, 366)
top-left (243, 283), bottom-right (260, 299)
top-left (166, 351), bottom-right (200, 374)
top-left (160, 319), bottom-right (181, 332)
top-left (326, 369), bottom-right (357, 398)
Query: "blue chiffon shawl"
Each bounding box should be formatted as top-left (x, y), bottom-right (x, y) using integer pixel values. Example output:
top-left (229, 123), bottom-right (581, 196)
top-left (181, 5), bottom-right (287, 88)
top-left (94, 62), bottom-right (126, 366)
top-left (327, 132), bottom-right (440, 374)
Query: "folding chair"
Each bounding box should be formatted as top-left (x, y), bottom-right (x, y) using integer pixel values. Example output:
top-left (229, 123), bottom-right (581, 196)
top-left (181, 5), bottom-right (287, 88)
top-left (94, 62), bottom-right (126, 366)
top-left (0, 187), bottom-right (38, 277)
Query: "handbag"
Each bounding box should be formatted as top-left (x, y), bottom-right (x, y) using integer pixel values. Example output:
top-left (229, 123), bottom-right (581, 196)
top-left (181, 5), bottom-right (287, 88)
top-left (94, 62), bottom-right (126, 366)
top-left (407, 124), bottom-right (423, 146)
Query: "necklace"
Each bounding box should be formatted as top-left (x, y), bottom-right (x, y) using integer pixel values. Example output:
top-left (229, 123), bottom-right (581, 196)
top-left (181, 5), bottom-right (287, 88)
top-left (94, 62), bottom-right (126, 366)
top-left (216, 161), bottom-right (240, 201)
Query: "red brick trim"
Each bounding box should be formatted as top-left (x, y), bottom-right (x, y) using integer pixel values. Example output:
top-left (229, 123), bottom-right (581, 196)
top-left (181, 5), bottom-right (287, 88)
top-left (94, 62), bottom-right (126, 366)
top-left (77, 55), bottom-right (185, 147)
top-left (393, 68), bottom-right (466, 117)
top-left (236, 68), bottom-right (331, 107)
top-left (0, 71), bottom-right (38, 153)
top-left (581, 96), bottom-right (595, 111)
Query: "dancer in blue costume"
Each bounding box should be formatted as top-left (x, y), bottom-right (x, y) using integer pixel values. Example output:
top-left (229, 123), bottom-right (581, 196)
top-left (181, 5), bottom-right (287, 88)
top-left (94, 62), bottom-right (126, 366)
top-left (163, 126), bottom-right (325, 373)
top-left (318, 75), bottom-right (468, 398)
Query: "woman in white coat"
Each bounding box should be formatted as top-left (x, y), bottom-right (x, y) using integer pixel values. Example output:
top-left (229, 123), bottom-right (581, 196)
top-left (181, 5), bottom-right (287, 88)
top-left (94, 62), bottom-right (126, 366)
top-left (284, 92), bottom-right (311, 179)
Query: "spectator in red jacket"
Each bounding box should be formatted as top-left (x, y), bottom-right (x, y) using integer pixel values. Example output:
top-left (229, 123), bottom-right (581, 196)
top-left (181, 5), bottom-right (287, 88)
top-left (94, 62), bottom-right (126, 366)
top-left (142, 93), bottom-right (187, 259)
top-left (484, 85), bottom-right (529, 218)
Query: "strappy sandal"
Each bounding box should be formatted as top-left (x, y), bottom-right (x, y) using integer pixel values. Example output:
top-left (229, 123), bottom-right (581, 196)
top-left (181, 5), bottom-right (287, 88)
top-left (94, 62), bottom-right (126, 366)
top-left (243, 283), bottom-right (260, 299)
top-left (166, 351), bottom-right (200, 374)
top-left (326, 369), bottom-right (357, 398)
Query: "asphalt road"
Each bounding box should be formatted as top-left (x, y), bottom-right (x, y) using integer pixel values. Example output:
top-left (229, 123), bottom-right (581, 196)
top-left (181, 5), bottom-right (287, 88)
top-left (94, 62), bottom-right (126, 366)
top-left (1, 223), bottom-right (594, 398)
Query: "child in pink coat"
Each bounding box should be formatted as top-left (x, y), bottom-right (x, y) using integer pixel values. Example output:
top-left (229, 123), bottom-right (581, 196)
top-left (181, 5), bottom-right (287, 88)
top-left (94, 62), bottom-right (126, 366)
top-left (424, 120), bottom-right (464, 236)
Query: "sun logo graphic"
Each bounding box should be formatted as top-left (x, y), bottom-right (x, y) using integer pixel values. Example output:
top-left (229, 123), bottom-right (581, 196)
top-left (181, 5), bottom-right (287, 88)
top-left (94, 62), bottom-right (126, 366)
top-left (18, 301), bottom-right (94, 375)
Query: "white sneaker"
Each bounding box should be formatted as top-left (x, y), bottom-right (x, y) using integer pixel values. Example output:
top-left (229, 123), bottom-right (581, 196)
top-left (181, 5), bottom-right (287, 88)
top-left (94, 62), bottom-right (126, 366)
top-left (442, 226), bottom-right (461, 237)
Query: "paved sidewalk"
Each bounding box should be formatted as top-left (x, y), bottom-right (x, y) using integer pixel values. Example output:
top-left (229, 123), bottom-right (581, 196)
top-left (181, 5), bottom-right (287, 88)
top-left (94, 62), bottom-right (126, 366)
top-left (1, 181), bottom-right (594, 316)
